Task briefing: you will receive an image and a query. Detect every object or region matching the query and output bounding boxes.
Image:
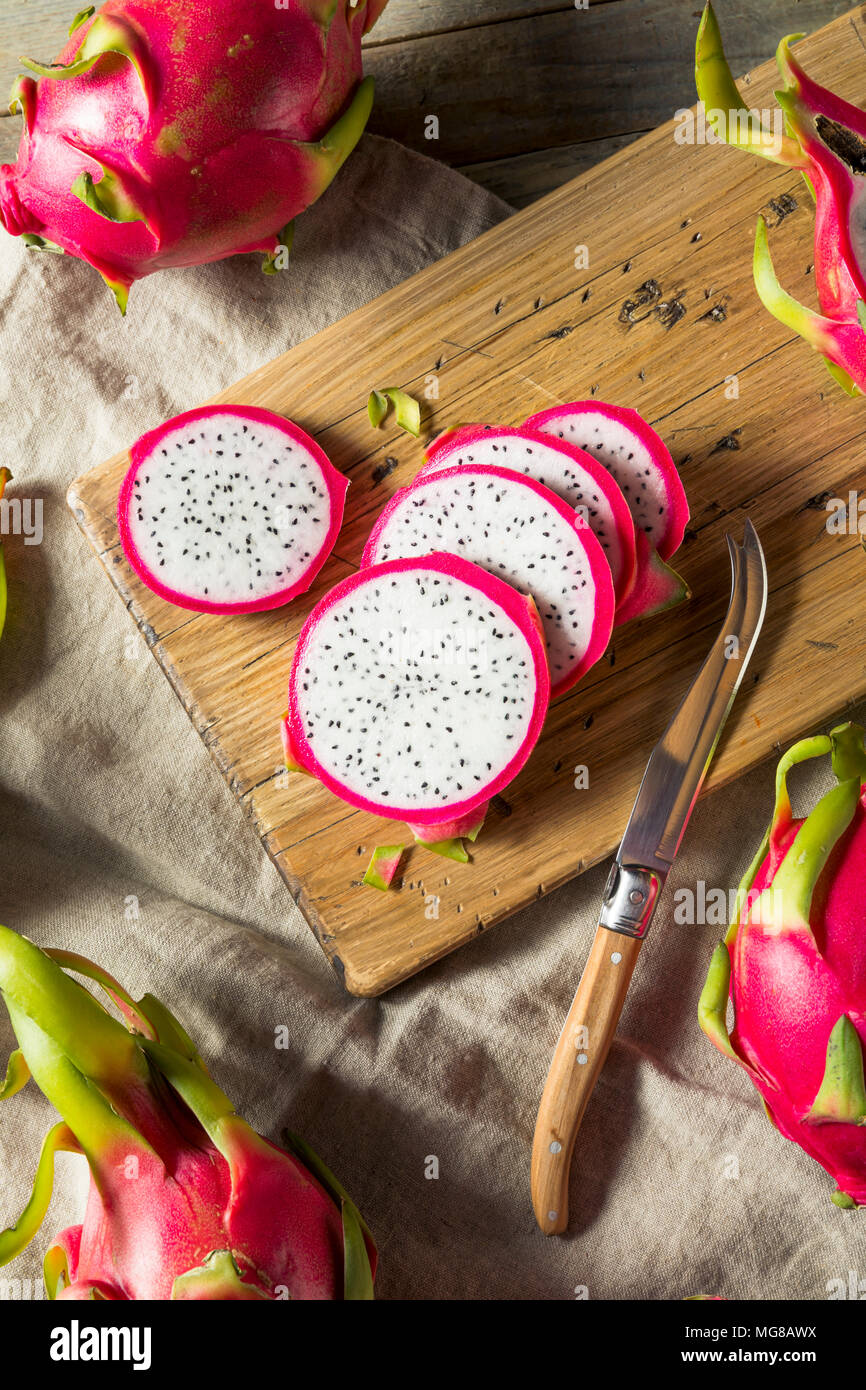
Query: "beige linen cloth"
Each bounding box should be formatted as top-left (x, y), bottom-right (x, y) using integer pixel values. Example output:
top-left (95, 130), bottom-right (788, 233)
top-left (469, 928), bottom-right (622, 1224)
top-left (0, 133), bottom-right (863, 1302)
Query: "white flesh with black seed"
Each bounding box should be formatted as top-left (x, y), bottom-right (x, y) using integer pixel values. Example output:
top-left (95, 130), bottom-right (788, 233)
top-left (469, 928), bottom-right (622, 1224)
top-left (539, 415), bottom-right (669, 550)
top-left (364, 469), bottom-right (598, 690)
top-left (421, 432), bottom-right (628, 594)
top-left (295, 567), bottom-right (538, 813)
top-left (127, 412), bottom-right (331, 605)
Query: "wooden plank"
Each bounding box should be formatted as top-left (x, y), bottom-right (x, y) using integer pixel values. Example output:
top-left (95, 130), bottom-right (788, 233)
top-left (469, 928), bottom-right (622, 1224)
top-left (461, 134), bottom-right (645, 208)
top-left (67, 6), bottom-right (866, 994)
top-left (364, 0), bottom-right (858, 166)
top-left (367, 0), bottom-right (579, 46)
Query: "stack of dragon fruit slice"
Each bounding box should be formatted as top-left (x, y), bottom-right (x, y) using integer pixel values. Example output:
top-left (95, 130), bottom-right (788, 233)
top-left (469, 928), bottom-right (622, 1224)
top-left (117, 398), bottom-right (689, 884)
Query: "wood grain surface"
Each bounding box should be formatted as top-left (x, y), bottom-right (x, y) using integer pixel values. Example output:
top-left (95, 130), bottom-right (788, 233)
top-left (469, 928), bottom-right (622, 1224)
top-left (67, 7), bottom-right (866, 993)
top-left (0, 1), bottom-right (858, 201)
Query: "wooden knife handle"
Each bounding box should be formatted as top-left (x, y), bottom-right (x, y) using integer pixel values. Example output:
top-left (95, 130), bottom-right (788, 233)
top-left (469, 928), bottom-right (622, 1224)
top-left (531, 926), bottom-right (642, 1235)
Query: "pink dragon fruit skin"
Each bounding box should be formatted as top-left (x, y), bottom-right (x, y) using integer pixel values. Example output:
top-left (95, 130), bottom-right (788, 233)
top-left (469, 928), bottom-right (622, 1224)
top-left (0, 0), bottom-right (388, 312)
top-left (699, 723), bottom-right (866, 1208)
top-left (0, 929), bottom-right (376, 1298)
top-left (696, 2), bottom-right (866, 394)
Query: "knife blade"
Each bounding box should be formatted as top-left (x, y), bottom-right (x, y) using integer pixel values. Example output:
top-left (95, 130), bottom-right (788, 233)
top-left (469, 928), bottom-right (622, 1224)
top-left (531, 520), bottom-right (767, 1235)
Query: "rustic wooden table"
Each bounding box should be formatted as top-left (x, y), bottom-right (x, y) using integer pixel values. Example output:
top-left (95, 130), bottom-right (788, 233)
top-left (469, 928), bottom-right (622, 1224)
top-left (0, 1), bottom-right (857, 203)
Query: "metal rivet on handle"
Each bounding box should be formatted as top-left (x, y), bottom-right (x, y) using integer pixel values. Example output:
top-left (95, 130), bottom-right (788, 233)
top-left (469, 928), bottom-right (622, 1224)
top-left (549, 1140), bottom-right (562, 1154)
top-left (548, 1211), bottom-right (558, 1222)
top-left (611, 951), bottom-right (622, 964)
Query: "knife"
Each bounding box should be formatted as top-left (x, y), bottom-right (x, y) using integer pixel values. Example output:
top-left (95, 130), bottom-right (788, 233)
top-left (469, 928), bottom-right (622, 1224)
top-left (531, 520), bottom-right (767, 1235)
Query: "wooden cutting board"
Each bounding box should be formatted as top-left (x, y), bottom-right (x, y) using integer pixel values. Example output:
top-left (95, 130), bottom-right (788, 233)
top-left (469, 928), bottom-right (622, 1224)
top-left (69, 6), bottom-right (866, 996)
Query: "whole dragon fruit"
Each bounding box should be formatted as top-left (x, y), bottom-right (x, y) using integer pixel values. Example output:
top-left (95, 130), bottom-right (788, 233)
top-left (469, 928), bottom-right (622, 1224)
top-left (699, 722), bottom-right (866, 1208)
top-left (0, 0), bottom-right (389, 313)
top-left (695, 1), bottom-right (866, 395)
top-left (0, 925), bottom-right (376, 1298)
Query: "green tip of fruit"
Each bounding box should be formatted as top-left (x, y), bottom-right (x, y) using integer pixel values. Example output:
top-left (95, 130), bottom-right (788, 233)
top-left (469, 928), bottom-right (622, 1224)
top-left (806, 1015), bottom-right (866, 1125)
top-left (43, 1243), bottom-right (70, 1300)
top-left (96, 269), bottom-right (130, 316)
top-left (0, 1122), bottom-right (79, 1267)
top-left (71, 164), bottom-right (148, 226)
top-left (317, 75), bottom-right (375, 163)
top-left (776, 32), bottom-right (807, 84)
top-left (0, 1048), bottom-right (31, 1100)
top-left (830, 723), bottom-right (866, 784)
top-left (423, 837), bottom-right (469, 863)
top-left (753, 216), bottom-right (838, 357)
top-left (8, 74), bottom-right (37, 129)
top-left (171, 1249), bottom-right (269, 1300)
top-left (68, 5), bottom-right (96, 36)
top-left (698, 942), bottom-right (738, 1060)
top-left (21, 233), bottom-right (65, 254)
top-left (824, 358), bottom-right (861, 396)
top-left (262, 221), bottom-right (295, 276)
top-left (20, 15), bottom-right (155, 104)
top-left (831, 1189), bottom-right (858, 1209)
top-left (342, 1201), bottom-right (374, 1300)
top-left (768, 776), bottom-right (861, 930)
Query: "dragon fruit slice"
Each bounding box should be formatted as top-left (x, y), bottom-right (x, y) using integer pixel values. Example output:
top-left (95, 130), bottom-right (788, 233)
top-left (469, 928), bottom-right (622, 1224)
top-left (361, 466), bottom-right (614, 698)
top-left (0, 928), bottom-right (376, 1298)
top-left (525, 402), bottom-right (689, 625)
top-left (285, 553), bottom-right (550, 840)
top-left (0, 0), bottom-right (388, 312)
top-left (695, 1), bottom-right (866, 393)
top-left (418, 424), bottom-right (637, 609)
top-left (118, 405), bottom-right (348, 614)
top-left (699, 722), bottom-right (866, 1207)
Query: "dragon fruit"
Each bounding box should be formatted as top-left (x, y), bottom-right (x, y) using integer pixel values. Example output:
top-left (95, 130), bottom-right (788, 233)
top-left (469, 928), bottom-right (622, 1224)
top-left (695, 1), bottom-right (866, 394)
top-left (284, 553), bottom-right (550, 849)
top-left (699, 722), bottom-right (866, 1207)
top-left (525, 402), bottom-right (690, 625)
top-left (361, 466), bottom-right (615, 698)
top-left (117, 405), bottom-right (348, 614)
top-left (0, 0), bottom-right (389, 312)
top-left (0, 925), bottom-right (376, 1298)
top-left (419, 424), bottom-right (638, 609)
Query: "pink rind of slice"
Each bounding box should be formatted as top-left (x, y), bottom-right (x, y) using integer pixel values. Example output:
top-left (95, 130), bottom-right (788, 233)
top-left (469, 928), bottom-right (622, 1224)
top-left (420, 422), bottom-right (637, 608)
top-left (525, 401), bottom-right (688, 560)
